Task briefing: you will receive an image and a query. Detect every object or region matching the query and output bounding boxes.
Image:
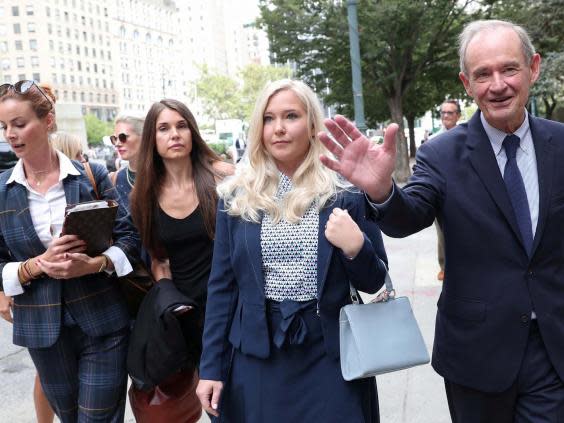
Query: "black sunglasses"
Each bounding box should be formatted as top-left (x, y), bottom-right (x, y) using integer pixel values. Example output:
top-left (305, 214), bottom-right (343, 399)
top-left (110, 133), bottom-right (128, 145)
top-left (0, 80), bottom-right (53, 110)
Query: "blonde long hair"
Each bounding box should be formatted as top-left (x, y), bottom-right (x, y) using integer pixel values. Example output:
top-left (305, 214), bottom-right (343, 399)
top-left (218, 79), bottom-right (349, 223)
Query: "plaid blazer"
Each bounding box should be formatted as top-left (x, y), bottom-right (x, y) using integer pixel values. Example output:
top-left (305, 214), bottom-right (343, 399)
top-left (0, 161), bottom-right (139, 348)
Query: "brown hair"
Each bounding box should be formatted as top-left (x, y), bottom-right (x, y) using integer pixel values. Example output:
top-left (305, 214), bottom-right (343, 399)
top-left (0, 81), bottom-right (57, 132)
top-left (130, 99), bottom-right (221, 258)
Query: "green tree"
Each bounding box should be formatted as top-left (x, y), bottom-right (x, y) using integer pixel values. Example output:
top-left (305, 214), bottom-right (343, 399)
top-left (84, 114), bottom-right (112, 145)
top-left (260, 0), bottom-right (475, 181)
top-left (240, 63), bottom-right (293, 120)
top-left (196, 66), bottom-right (244, 120)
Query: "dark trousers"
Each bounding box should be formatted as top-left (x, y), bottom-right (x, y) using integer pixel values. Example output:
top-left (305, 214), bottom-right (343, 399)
top-left (445, 320), bottom-right (564, 423)
top-left (28, 325), bottom-right (129, 423)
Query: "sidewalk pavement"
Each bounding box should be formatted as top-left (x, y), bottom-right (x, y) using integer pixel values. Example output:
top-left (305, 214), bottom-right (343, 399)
top-left (0, 225), bottom-right (448, 423)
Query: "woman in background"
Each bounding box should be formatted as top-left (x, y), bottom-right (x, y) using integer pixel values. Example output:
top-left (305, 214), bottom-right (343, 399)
top-left (109, 115), bottom-right (144, 210)
top-left (196, 79), bottom-right (388, 423)
top-left (51, 132), bottom-right (83, 161)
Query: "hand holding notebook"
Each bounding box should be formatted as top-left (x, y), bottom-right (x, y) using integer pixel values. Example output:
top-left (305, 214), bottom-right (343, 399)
top-left (61, 199), bottom-right (119, 256)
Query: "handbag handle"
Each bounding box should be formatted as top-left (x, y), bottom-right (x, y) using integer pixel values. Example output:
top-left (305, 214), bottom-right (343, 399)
top-left (82, 160), bottom-right (100, 200)
top-left (349, 259), bottom-right (395, 305)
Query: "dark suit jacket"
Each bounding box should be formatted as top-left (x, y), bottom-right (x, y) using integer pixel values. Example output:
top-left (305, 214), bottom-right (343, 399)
top-left (0, 161), bottom-right (139, 348)
top-left (199, 190), bottom-right (388, 381)
top-left (374, 111), bottom-right (564, 393)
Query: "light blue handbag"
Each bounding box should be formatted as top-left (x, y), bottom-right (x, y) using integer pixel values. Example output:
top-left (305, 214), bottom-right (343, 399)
top-left (339, 270), bottom-right (430, 381)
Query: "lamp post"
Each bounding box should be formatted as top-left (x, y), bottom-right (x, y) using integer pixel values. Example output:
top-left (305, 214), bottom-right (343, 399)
top-left (347, 0), bottom-right (366, 132)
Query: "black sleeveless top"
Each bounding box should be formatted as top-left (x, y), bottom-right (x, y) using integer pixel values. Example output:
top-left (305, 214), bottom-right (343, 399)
top-left (156, 205), bottom-right (213, 308)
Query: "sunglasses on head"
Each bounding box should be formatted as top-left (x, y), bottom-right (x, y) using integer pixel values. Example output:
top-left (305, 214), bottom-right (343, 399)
top-left (110, 133), bottom-right (128, 145)
top-left (0, 80), bottom-right (53, 110)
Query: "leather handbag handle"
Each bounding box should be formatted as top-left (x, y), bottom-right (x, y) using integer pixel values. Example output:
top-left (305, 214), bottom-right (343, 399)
top-left (82, 160), bottom-right (100, 200)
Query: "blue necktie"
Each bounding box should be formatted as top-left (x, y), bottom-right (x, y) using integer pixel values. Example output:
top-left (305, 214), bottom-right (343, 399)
top-left (503, 134), bottom-right (533, 255)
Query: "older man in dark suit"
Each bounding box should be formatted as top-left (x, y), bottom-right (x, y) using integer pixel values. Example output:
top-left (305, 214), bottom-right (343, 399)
top-left (320, 19), bottom-right (564, 423)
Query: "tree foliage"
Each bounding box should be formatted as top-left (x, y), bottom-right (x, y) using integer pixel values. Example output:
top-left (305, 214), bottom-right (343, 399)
top-left (195, 63), bottom-right (293, 122)
top-left (259, 0), bottom-right (476, 181)
top-left (84, 114), bottom-right (112, 145)
top-left (196, 66), bottom-right (244, 120)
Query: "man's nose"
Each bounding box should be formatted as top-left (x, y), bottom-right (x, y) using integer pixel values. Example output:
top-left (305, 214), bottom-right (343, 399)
top-left (490, 72), bottom-right (507, 91)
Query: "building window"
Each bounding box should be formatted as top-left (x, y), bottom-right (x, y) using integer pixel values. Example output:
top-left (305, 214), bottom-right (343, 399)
top-left (3, 75), bottom-right (12, 83)
top-left (12, 6), bottom-right (20, 16)
top-left (26, 4), bottom-right (34, 15)
top-left (15, 40), bottom-right (23, 50)
top-left (0, 41), bottom-right (8, 53)
top-left (1, 59), bottom-right (10, 71)
top-left (49, 40), bottom-right (54, 50)
top-left (31, 57), bottom-right (39, 67)
top-left (29, 39), bottom-right (37, 51)
top-left (46, 6), bottom-right (50, 17)
top-left (13, 24), bottom-right (21, 34)
top-left (16, 57), bottom-right (25, 68)
top-left (33, 72), bottom-right (40, 82)
top-left (18, 74), bottom-right (26, 81)
top-left (27, 23), bottom-right (36, 33)
top-left (52, 73), bottom-right (57, 83)
top-left (61, 74), bottom-right (66, 83)
top-left (72, 91), bottom-right (77, 101)
top-left (47, 23), bottom-right (52, 34)
top-left (0, 7), bottom-right (4, 17)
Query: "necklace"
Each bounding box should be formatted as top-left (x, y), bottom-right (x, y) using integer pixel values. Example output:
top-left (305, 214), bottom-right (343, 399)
top-left (126, 166), bottom-right (136, 188)
top-left (31, 170), bottom-right (49, 186)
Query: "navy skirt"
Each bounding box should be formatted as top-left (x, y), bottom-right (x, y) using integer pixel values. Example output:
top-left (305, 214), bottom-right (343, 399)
top-left (217, 300), bottom-right (379, 423)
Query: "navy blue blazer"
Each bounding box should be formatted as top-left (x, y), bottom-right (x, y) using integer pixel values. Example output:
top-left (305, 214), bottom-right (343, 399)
top-left (374, 111), bottom-right (564, 393)
top-left (199, 190), bottom-right (388, 381)
top-left (0, 161), bottom-right (139, 348)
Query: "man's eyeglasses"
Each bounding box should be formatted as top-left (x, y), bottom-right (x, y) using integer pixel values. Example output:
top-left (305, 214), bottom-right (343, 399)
top-left (110, 133), bottom-right (128, 145)
top-left (440, 111), bottom-right (458, 116)
top-left (0, 80), bottom-right (53, 110)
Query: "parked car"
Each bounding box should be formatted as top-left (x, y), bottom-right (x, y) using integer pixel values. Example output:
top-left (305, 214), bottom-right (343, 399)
top-left (0, 139), bottom-right (18, 173)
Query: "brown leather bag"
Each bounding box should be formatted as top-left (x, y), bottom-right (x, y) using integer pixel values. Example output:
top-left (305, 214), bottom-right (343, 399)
top-left (128, 369), bottom-right (202, 423)
top-left (83, 161), bottom-right (155, 317)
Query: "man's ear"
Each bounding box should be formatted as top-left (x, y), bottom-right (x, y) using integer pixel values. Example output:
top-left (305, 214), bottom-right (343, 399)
top-left (459, 72), bottom-right (473, 97)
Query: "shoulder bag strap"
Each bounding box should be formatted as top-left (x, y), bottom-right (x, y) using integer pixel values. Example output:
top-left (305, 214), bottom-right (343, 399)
top-left (349, 259), bottom-right (394, 304)
top-left (82, 160), bottom-right (100, 200)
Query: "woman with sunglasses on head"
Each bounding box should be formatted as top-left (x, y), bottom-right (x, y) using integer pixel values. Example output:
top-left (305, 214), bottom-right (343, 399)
top-left (0, 80), bottom-right (139, 423)
top-left (196, 79), bottom-right (388, 423)
top-left (130, 99), bottom-right (233, 421)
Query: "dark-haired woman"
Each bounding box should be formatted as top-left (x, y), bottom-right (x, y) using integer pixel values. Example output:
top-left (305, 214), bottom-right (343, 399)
top-left (130, 99), bottom-right (232, 421)
top-left (0, 80), bottom-right (138, 422)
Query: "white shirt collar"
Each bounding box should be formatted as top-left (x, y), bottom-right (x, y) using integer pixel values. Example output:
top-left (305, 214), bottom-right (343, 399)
top-left (480, 109), bottom-right (531, 157)
top-left (6, 150), bottom-right (81, 185)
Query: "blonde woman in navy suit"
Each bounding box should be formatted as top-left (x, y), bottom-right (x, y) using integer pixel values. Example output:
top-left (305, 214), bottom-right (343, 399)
top-left (0, 81), bottom-right (138, 422)
top-left (196, 79), bottom-right (388, 422)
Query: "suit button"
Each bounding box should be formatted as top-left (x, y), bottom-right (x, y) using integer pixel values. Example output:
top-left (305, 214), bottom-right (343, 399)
top-left (521, 314), bottom-right (530, 323)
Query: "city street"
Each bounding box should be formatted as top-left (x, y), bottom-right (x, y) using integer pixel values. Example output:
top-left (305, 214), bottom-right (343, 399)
top-left (0, 225), bottom-right (450, 423)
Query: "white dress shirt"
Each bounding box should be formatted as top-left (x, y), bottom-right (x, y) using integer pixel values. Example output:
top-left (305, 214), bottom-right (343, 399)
top-left (2, 151), bottom-right (132, 296)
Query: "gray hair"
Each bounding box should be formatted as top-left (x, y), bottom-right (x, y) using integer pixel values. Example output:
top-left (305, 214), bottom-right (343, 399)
top-left (458, 20), bottom-right (536, 75)
top-left (114, 115), bottom-right (145, 136)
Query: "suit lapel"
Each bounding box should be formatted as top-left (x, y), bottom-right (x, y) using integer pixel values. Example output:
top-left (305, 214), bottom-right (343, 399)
top-left (7, 183), bottom-right (46, 256)
top-left (244, 217), bottom-right (266, 294)
top-left (467, 112), bottom-right (526, 252)
top-left (63, 174), bottom-right (80, 206)
top-left (529, 116), bottom-right (553, 256)
top-left (317, 195), bottom-right (342, 299)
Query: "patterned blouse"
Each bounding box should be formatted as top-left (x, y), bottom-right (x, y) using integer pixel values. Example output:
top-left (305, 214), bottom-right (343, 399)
top-left (261, 173), bottom-right (319, 302)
